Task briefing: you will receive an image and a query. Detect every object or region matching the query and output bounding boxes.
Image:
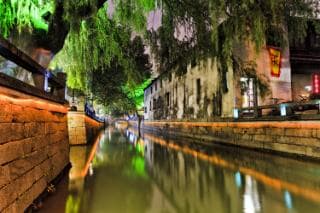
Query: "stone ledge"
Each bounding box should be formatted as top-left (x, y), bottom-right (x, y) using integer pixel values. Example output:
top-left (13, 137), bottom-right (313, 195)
top-left (139, 121), bottom-right (320, 159)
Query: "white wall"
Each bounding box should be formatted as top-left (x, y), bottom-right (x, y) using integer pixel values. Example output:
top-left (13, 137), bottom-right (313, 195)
top-left (144, 58), bottom-right (235, 120)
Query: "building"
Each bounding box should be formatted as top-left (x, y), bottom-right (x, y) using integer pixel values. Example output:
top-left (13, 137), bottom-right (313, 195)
top-left (144, 24), bottom-right (320, 121)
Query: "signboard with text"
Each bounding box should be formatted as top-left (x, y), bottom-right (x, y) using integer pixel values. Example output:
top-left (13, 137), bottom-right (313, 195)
top-left (268, 47), bottom-right (282, 78)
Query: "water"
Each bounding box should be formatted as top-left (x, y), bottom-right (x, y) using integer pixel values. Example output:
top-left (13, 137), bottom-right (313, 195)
top-left (40, 126), bottom-right (320, 213)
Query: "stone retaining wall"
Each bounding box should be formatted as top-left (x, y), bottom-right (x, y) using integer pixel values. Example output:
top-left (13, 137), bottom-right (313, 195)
top-left (139, 120), bottom-right (320, 159)
top-left (68, 112), bottom-right (104, 145)
top-left (0, 86), bottom-right (69, 212)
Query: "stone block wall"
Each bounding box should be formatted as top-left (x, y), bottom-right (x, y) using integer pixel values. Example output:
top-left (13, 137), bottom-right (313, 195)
top-left (0, 87), bottom-right (69, 212)
top-left (68, 112), bottom-right (104, 145)
top-left (141, 121), bottom-right (320, 159)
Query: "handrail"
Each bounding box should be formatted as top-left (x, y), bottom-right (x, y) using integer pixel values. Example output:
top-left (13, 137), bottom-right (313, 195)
top-left (0, 36), bottom-right (65, 88)
top-left (0, 36), bottom-right (66, 101)
top-left (236, 101), bottom-right (320, 119)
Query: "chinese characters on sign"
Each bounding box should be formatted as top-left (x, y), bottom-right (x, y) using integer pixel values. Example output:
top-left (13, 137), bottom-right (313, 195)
top-left (268, 47), bottom-right (282, 77)
top-left (312, 74), bottom-right (320, 94)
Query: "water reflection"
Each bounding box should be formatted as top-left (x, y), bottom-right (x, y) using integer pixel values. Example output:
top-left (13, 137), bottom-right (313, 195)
top-left (42, 127), bottom-right (320, 213)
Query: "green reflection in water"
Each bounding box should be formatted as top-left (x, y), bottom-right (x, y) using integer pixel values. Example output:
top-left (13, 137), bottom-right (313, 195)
top-left (131, 156), bottom-right (147, 178)
top-left (41, 128), bottom-right (320, 213)
top-left (65, 195), bottom-right (81, 213)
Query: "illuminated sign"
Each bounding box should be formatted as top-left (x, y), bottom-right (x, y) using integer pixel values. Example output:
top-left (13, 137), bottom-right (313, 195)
top-left (268, 47), bottom-right (282, 77)
top-left (312, 74), bottom-right (320, 94)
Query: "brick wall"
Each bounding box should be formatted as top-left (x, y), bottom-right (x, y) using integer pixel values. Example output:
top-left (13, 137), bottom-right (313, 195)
top-left (140, 121), bottom-right (320, 159)
top-left (68, 112), bottom-right (104, 145)
top-left (0, 87), bottom-right (69, 212)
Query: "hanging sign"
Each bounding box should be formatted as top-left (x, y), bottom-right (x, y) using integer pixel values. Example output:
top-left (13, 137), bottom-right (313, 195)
top-left (268, 47), bottom-right (282, 78)
top-left (312, 73), bottom-right (320, 94)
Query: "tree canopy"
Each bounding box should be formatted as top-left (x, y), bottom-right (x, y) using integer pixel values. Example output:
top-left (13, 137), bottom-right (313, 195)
top-left (0, 0), bottom-right (319, 115)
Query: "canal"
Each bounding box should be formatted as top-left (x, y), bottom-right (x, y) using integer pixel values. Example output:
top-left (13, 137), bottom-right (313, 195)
top-left (40, 126), bottom-right (320, 213)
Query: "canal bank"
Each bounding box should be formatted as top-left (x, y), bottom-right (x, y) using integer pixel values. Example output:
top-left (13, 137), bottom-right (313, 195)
top-left (0, 38), bottom-right (70, 212)
top-left (128, 120), bottom-right (320, 159)
top-left (40, 127), bottom-right (320, 213)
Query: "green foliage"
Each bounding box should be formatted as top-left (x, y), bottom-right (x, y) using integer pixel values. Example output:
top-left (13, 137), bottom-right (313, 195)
top-left (140, 0), bottom-right (319, 78)
top-left (113, 0), bottom-right (157, 31)
top-left (2, 0), bottom-right (319, 115)
top-left (0, 0), bottom-right (54, 37)
top-left (124, 79), bottom-right (152, 109)
top-left (51, 2), bottom-right (129, 90)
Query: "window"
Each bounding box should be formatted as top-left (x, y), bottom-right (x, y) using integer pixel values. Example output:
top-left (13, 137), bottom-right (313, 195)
top-left (150, 101), bottom-right (152, 111)
top-left (153, 98), bottom-right (156, 110)
top-left (144, 107), bottom-right (147, 113)
top-left (155, 82), bottom-right (157, 91)
top-left (166, 92), bottom-right (170, 107)
top-left (160, 79), bottom-right (163, 88)
top-left (151, 86), bottom-right (153, 94)
top-left (196, 79), bottom-right (201, 104)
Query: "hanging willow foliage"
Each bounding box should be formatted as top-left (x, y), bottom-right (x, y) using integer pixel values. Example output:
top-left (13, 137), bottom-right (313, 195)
top-left (51, 2), bottom-right (131, 90)
top-left (1, 0), bottom-right (319, 112)
top-left (0, 0), bottom-right (54, 37)
top-left (112, 0), bottom-right (157, 31)
top-left (141, 0), bottom-right (320, 76)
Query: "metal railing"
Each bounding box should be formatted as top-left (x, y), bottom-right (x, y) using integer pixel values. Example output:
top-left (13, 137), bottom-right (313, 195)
top-left (0, 36), bottom-right (66, 102)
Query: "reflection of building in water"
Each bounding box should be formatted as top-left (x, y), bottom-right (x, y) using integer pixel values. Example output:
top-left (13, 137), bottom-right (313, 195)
top-left (143, 136), bottom-right (243, 212)
top-left (138, 131), bottom-right (320, 213)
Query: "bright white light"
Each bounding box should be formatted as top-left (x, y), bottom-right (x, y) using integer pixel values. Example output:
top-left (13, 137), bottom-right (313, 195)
top-left (305, 86), bottom-right (312, 92)
top-left (280, 104), bottom-right (287, 116)
top-left (243, 176), bottom-right (261, 213)
top-left (234, 109), bottom-right (239, 119)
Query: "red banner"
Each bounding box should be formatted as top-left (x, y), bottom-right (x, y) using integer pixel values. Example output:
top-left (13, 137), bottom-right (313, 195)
top-left (268, 47), bottom-right (282, 77)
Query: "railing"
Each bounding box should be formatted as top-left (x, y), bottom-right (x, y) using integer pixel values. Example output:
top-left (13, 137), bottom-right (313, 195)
top-left (0, 36), bottom-right (66, 103)
top-left (234, 100), bottom-right (320, 119)
top-left (84, 103), bottom-right (105, 123)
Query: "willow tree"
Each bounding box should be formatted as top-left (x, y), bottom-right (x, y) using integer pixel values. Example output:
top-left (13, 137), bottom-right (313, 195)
top-left (1, 0), bottom-right (319, 114)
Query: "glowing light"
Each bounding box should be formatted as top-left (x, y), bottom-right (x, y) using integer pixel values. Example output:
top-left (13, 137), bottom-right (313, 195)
top-left (312, 74), bottom-right (320, 94)
top-left (243, 176), bottom-right (261, 213)
top-left (70, 132), bottom-right (103, 179)
top-left (284, 191), bottom-right (293, 209)
top-left (233, 109), bottom-right (239, 119)
top-left (144, 121), bottom-right (320, 130)
top-left (235, 172), bottom-right (242, 188)
top-left (131, 156), bottom-right (146, 177)
top-left (280, 104), bottom-right (287, 116)
top-left (0, 86), bottom-right (67, 113)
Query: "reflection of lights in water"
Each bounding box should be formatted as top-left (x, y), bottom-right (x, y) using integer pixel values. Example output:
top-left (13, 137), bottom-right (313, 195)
top-left (243, 176), bottom-right (261, 213)
top-left (235, 172), bottom-right (242, 188)
top-left (143, 139), bottom-right (154, 165)
top-left (136, 138), bottom-right (145, 156)
top-left (129, 133), bottom-right (135, 143)
top-left (123, 128), bottom-right (320, 204)
top-left (109, 129), bottom-right (112, 140)
top-left (99, 135), bottom-right (105, 148)
top-left (284, 190), bottom-right (293, 209)
top-left (89, 163), bottom-right (94, 176)
top-left (96, 152), bottom-right (104, 162)
top-left (131, 156), bottom-right (147, 178)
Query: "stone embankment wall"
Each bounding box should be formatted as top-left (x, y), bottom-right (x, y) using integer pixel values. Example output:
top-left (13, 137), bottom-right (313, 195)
top-left (0, 86), bottom-right (69, 212)
top-left (68, 112), bottom-right (104, 145)
top-left (139, 121), bottom-right (320, 159)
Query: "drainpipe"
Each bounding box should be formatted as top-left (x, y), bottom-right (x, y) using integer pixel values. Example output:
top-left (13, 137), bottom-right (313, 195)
top-left (253, 78), bottom-right (259, 118)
